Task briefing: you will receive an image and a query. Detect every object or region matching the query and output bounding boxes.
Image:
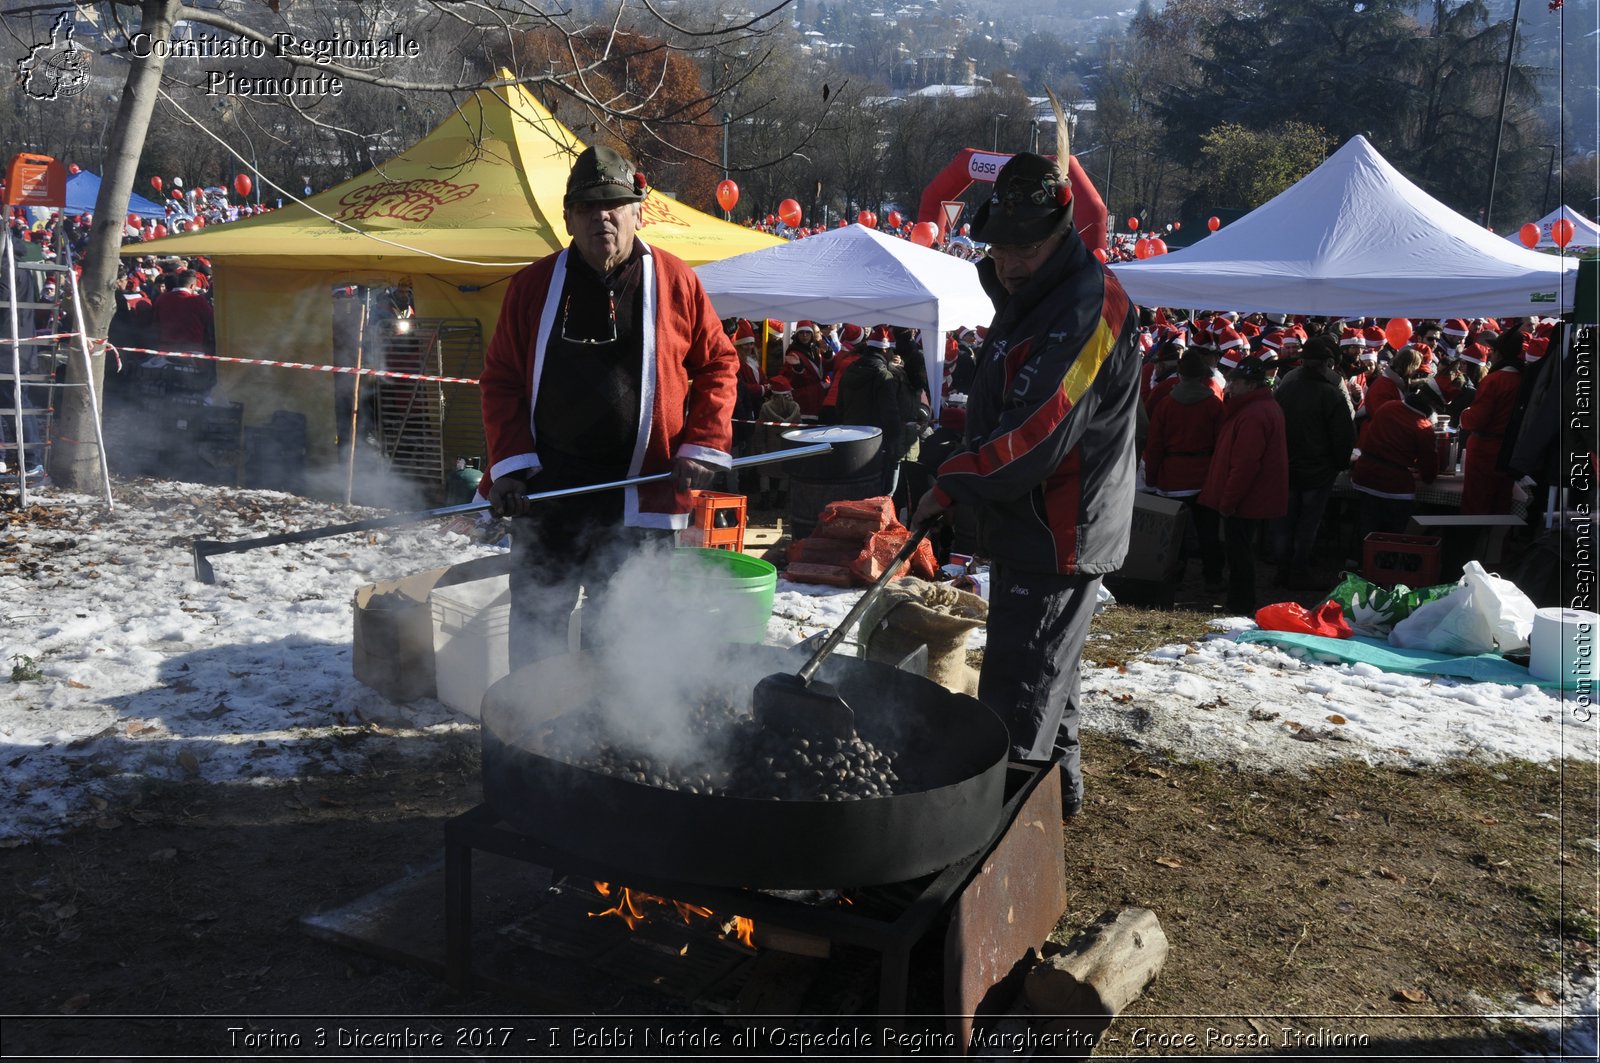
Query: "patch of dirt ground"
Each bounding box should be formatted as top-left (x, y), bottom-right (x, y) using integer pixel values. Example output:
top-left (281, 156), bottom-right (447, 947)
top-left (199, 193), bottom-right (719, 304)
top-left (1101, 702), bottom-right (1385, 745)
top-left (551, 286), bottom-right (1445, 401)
top-left (1, 711), bottom-right (1592, 1058)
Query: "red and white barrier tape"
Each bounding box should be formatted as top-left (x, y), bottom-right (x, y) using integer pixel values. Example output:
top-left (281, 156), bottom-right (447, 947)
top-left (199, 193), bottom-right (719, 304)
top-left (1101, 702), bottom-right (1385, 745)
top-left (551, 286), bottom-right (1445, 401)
top-left (107, 345), bottom-right (480, 386)
top-left (0, 332), bottom-right (80, 345)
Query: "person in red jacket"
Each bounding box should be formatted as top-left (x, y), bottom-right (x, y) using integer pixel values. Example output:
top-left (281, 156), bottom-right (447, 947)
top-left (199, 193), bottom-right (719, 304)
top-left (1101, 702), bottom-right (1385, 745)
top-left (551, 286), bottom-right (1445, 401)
top-left (1349, 380), bottom-right (1447, 543)
top-left (1144, 348), bottom-right (1226, 587)
top-left (480, 146), bottom-right (737, 658)
top-left (781, 321), bottom-right (828, 416)
top-left (1458, 333), bottom-right (1524, 514)
top-left (1355, 344), bottom-right (1420, 445)
top-left (1199, 356), bottom-right (1288, 615)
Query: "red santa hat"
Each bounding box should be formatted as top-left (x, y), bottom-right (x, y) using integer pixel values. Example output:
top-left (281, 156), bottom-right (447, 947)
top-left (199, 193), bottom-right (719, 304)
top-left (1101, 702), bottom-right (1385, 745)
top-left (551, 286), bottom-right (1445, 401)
top-left (1362, 325), bottom-right (1387, 349)
top-left (1412, 344), bottom-right (1436, 376)
top-left (766, 374), bottom-right (794, 393)
top-left (1440, 318), bottom-right (1469, 341)
top-left (866, 325), bottom-right (895, 349)
top-left (1260, 330), bottom-right (1285, 353)
top-left (1215, 328), bottom-right (1247, 368)
top-left (1459, 341), bottom-right (1489, 367)
top-left (839, 322), bottom-right (866, 348)
top-left (1523, 335), bottom-right (1550, 363)
top-left (733, 319), bottom-right (756, 345)
top-left (1339, 327), bottom-right (1365, 349)
top-left (793, 320), bottom-right (817, 334)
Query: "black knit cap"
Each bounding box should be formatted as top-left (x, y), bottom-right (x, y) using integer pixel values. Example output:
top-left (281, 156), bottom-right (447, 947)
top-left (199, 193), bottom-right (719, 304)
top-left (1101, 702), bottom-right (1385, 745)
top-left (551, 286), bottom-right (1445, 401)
top-left (970, 152), bottom-right (1073, 246)
top-left (565, 145), bottom-right (648, 204)
top-left (1232, 355), bottom-right (1272, 383)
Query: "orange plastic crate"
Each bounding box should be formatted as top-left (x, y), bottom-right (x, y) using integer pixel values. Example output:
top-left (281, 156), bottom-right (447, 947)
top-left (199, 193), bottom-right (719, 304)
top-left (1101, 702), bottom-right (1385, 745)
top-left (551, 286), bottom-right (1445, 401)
top-left (679, 490), bottom-right (746, 552)
top-left (1362, 532), bottom-right (1442, 589)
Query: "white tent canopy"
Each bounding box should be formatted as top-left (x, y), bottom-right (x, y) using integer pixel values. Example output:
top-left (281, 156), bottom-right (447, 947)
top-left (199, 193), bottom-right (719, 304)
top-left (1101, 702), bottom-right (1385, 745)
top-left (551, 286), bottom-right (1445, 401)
top-left (1110, 136), bottom-right (1579, 317)
top-left (1505, 204), bottom-right (1600, 250)
top-left (695, 223), bottom-right (994, 413)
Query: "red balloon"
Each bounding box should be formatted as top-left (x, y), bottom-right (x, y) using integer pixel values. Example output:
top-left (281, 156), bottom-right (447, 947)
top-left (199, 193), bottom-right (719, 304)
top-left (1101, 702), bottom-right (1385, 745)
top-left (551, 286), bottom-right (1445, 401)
top-left (1151, 238), bottom-right (1168, 255)
top-left (715, 179), bottom-right (738, 213)
top-left (126, 213), bottom-right (139, 228)
top-left (1172, 221), bottom-right (1182, 231)
top-left (234, 173), bottom-right (254, 199)
top-left (764, 213), bottom-right (775, 226)
top-left (887, 210), bottom-right (903, 230)
top-left (151, 224), bottom-right (167, 239)
top-left (777, 198), bottom-right (803, 227)
top-left (68, 164), bottom-right (80, 175)
top-left (170, 188), bottom-right (183, 200)
top-left (1552, 218), bottom-right (1575, 248)
top-left (1133, 238), bottom-right (1151, 259)
top-left (857, 210), bottom-right (875, 227)
top-left (1519, 222), bottom-right (1540, 248)
top-left (1127, 216), bottom-right (1140, 232)
top-left (193, 215), bottom-right (205, 228)
top-left (837, 219), bottom-right (847, 227)
top-left (909, 221), bottom-right (938, 247)
top-left (1207, 215), bottom-right (1221, 232)
top-left (150, 176), bottom-right (163, 193)
top-left (1384, 318), bottom-right (1413, 350)
top-left (1092, 247), bottom-right (1109, 264)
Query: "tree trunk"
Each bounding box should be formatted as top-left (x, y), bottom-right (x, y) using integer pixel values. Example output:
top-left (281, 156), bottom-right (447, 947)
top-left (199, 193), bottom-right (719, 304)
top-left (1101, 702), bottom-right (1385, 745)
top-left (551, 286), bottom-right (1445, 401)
top-left (48, 0), bottom-right (181, 491)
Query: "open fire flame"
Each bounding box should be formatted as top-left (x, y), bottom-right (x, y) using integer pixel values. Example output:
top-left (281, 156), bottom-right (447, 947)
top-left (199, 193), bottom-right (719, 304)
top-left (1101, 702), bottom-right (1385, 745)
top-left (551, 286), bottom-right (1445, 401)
top-left (591, 881), bottom-right (755, 948)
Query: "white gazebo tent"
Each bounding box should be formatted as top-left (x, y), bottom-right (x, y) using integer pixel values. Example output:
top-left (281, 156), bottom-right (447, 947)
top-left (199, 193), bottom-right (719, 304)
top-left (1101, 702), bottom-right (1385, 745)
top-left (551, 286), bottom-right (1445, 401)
top-left (1505, 204), bottom-right (1600, 251)
top-left (1110, 136), bottom-right (1579, 317)
top-left (694, 223), bottom-right (994, 413)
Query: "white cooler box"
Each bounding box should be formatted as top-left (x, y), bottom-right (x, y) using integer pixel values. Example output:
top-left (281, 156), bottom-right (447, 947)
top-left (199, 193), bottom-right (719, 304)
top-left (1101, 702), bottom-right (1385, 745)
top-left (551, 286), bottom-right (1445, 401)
top-left (430, 576), bottom-right (512, 718)
top-left (429, 577), bottom-right (585, 717)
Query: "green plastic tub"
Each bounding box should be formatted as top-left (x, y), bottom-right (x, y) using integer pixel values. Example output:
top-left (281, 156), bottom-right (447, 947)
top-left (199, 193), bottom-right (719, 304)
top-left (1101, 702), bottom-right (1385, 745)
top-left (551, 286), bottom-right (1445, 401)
top-left (669, 547), bottom-right (778, 644)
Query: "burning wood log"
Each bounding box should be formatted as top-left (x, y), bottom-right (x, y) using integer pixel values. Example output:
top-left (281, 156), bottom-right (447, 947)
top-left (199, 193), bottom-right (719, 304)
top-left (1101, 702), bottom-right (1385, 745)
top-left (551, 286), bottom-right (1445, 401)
top-left (1023, 907), bottom-right (1168, 1052)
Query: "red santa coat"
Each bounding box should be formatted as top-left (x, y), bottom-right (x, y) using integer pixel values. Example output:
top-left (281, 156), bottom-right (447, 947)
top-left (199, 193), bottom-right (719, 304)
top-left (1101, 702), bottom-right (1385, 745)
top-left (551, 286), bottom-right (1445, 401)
top-left (478, 241), bottom-right (738, 529)
top-left (1144, 380), bottom-right (1224, 496)
top-left (1350, 400), bottom-right (1438, 499)
top-left (781, 343), bottom-right (828, 416)
top-left (1198, 386), bottom-right (1288, 519)
top-left (1458, 364), bottom-right (1521, 514)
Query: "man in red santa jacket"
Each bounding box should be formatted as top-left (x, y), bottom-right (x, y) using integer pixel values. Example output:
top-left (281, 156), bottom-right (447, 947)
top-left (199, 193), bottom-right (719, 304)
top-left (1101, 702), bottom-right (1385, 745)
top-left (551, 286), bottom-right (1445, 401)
top-left (479, 145), bottom-right (739, 657)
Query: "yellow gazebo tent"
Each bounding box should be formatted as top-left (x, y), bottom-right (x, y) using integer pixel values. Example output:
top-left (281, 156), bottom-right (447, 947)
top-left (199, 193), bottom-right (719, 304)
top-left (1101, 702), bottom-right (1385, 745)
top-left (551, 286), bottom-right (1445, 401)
top-left (129, 76), bottom-right (780, 470)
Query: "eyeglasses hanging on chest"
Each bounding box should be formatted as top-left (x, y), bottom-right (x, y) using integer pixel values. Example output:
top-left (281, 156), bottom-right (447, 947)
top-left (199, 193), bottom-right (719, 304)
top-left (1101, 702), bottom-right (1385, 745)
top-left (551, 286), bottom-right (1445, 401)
top-left (560, 291), bottom-right (618, 345)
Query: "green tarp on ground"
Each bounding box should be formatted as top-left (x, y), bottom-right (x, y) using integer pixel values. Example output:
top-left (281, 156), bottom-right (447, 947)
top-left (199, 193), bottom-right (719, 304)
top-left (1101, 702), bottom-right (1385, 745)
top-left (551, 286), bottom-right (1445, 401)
top-left (1234, 631), bottom-right (1561, 691)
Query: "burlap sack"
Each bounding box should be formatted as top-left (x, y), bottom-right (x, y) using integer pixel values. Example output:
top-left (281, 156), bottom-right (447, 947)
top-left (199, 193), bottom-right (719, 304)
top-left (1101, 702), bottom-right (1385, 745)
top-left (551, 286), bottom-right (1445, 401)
top-left (857, 576), bottom-right (987, 695)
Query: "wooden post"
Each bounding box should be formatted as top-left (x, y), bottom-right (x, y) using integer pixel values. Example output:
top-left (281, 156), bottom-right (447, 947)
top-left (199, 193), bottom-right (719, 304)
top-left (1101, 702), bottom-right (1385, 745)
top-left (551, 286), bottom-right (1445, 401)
top-left (344, 297), bottom-right (367, 505)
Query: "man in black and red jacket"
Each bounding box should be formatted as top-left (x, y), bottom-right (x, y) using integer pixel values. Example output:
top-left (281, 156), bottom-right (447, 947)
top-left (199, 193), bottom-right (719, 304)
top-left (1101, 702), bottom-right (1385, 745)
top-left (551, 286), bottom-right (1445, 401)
top-left (913, 151), bottom-right (1140, 820)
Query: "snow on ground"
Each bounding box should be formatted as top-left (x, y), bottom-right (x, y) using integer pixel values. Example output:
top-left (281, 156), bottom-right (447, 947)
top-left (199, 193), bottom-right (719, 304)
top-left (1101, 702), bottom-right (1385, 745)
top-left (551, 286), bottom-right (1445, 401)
top-left (1, 482), bottom-right (1593, 1054)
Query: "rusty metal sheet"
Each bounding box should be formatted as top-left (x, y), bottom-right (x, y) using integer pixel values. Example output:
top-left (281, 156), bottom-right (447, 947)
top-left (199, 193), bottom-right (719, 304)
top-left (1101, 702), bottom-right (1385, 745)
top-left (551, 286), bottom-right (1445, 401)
top-left (943, 763), bottom-right (1068, 1053)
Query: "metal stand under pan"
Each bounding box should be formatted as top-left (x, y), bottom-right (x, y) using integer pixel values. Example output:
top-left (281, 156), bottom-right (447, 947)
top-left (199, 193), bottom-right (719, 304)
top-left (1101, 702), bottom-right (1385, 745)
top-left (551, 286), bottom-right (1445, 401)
top-left (442, 759), bottom-right (1067, 1045)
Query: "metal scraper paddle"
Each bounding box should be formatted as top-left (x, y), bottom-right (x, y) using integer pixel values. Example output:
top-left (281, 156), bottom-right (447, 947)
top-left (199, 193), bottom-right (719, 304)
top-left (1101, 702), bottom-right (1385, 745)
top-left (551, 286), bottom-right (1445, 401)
top-left (752, 519), bottom-right (936, 743)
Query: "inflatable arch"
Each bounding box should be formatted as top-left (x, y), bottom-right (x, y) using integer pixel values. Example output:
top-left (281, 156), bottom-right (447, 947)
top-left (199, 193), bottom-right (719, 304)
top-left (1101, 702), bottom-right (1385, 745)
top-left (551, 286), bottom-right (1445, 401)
top-left (917, 148), bottom-right (1107, 251)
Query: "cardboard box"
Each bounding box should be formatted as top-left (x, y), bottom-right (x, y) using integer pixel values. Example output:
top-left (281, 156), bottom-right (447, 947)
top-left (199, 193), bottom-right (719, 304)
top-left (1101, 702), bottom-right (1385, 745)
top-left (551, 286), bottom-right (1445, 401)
top-left (351, 553), bottom-right (513, 702)
top-left (1117, 493), bottom-right (1190, 583)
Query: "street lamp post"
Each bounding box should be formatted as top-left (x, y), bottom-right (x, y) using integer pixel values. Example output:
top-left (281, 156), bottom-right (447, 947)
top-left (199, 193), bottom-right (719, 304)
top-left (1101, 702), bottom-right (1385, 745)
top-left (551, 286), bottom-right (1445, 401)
top-left (721, 112), bottom-right (732, 221)
top-left (992, 113), bottom-right (1008, 152)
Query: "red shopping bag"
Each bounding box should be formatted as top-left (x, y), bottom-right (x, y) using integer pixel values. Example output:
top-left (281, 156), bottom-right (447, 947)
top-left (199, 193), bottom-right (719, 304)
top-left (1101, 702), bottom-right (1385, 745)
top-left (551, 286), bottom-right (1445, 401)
top-left (1255, 599), bottom-right (1354, 638)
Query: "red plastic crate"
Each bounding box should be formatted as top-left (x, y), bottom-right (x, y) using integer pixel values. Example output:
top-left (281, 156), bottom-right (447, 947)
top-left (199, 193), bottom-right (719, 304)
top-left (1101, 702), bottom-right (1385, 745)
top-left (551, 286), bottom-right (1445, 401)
top-left (678, 490), bottom-right (746, 552)
top-left (1362, 532), bottom-right (1442, 589)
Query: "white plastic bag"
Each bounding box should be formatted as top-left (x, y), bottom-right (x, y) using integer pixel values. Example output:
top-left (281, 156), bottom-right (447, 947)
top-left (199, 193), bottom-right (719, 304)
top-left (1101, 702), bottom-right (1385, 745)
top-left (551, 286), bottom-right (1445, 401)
top-left (1459, 560), bottom-right (1535, 654)
top-left (1388, 562), bottom-right (1535, 655)
top-left (1388, 586), bottom-right (1469, 650)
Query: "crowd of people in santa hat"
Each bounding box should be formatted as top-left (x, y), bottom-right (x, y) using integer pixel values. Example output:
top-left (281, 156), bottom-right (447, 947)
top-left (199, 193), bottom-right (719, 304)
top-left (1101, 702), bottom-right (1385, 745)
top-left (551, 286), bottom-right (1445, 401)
top-left (1136, 306), bottom-right (1560, 615)
top-left (724, 316), bottom-right (952, 503)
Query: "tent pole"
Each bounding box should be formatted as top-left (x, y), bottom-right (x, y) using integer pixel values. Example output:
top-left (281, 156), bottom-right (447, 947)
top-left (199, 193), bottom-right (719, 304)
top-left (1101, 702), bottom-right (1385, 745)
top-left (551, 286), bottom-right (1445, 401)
top-left (1482, 0), bottom-right (1524, 230)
